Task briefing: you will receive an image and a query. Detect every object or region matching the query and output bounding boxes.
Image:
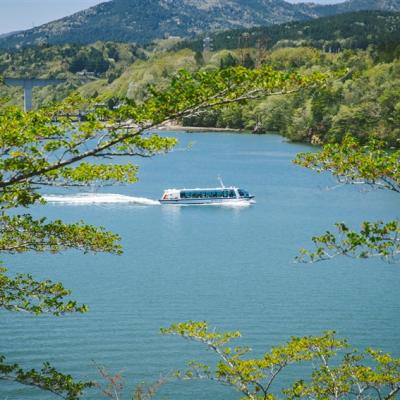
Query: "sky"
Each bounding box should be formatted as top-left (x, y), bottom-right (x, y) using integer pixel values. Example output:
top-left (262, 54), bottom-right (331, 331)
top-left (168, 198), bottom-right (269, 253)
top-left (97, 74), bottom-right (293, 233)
top-left (0, 0), bottom-right (346, 35)
top-left (0, 0), bottom-right (108, 34)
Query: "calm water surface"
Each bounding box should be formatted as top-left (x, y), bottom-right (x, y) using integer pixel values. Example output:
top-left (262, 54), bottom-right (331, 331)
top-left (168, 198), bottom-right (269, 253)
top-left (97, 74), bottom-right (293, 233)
top-left (1, 132), bottom-right (399, 399)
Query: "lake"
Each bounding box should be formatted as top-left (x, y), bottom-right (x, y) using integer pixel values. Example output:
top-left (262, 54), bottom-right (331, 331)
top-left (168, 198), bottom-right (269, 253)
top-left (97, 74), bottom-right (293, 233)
top-left (1, 132), bottom-right (399, 399)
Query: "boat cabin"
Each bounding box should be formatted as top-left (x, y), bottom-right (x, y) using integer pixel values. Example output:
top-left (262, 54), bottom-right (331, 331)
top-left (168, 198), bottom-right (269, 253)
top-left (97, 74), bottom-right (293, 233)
top-left (160, 187), bottom-right (253, 203)
top-left (180, 188), bottom-right (250, 199)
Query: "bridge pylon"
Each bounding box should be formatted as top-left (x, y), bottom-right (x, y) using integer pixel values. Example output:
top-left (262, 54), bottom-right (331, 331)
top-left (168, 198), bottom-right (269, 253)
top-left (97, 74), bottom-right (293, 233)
top-left (4, 78), bottom-right (66, 111)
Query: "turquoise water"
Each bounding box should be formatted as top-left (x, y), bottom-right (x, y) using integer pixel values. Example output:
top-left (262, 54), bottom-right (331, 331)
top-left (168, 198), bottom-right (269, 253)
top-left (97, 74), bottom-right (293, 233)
top-left (1, 132), bottom-right (399, 399)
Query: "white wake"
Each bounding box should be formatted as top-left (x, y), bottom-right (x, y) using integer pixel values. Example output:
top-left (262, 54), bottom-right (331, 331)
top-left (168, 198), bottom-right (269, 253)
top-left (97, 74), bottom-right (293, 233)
top-left (43, 193), bottom-right (160, 206)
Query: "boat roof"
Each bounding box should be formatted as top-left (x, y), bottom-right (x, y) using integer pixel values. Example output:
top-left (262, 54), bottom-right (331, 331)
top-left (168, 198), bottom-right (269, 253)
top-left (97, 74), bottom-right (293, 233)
top-left (164, 187), bottom-right (239, 192)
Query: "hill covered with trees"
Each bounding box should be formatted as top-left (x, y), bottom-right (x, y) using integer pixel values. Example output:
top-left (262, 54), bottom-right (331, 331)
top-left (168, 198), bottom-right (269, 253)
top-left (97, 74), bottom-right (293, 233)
top-left (0, 0), bottom-right (399, 49)
top-left (0, 42), bottom-right (145, 106)
top-left (176, 46), bottom-right (399, 147)
top-left (178, 10), bottom-right (400, 54)
top-left (1, 10), bottom-right (399, 147)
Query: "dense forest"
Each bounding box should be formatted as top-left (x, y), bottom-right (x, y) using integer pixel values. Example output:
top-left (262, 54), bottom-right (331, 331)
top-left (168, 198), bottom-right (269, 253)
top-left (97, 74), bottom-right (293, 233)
top-left (182, 48), bottom-right (400, 147)
top-left (0, 42), bottom-right (146, 105)
top-left (0, 42), bottom-right (145, 76)
top-left (177, 11), bottom-right (400, 55)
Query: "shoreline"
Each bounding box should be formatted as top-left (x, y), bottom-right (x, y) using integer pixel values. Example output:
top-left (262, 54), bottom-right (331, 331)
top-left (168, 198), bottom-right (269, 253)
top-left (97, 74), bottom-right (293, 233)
top-left (157, 124), bottom-right (246, 133)
top-left (155, 125), bottom-right (318, 146)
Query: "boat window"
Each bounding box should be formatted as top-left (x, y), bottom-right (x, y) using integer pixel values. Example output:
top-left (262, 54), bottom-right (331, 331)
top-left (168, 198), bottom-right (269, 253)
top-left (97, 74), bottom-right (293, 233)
top-left (179, 189), bottom-right (242, 199)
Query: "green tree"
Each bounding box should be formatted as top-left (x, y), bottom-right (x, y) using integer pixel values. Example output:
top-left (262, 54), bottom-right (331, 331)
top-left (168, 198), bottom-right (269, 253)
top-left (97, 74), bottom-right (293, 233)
top-left (69, 48), bottom-right (110, 74)
top-left (220, 104), bottom-right (245, 129)
top-left (0, 65), bottom-right (321, 398)
top-left (220, 53), bottom-right (239, 69)
top-left (243, 53), bottom-right (255, 69)
top-left (194, 50), bottom-right (205, 66)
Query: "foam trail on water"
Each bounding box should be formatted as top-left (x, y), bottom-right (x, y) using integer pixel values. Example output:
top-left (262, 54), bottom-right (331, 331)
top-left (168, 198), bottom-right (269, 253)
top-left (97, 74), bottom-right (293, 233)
top-left (44, 193), bottom-right (160, 206)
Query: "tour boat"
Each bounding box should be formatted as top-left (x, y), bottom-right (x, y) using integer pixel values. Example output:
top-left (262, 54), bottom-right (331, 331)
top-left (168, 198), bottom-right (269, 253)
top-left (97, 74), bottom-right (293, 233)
top-left (159, 178), bottom-right (255, 205)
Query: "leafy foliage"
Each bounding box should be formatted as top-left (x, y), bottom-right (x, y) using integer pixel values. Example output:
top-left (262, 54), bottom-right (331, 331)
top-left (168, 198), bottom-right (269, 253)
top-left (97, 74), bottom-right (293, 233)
top-left (284, 348), bottom-right (400, 400)
top-left (296, 221), bottom-right (400, 263)
top-left (294, 136), bottom-right (400, 263)
top-left (0, 214), bottom-right (122, 254)
top-left (294, 136), bottom-right (400, 193)
top-left (0, 266), bottom-right (88, 314)
top-left (162, 321), bottom-right (400, 400)
top-left (182, 49), bottom-right (400, 146)
top-left (69, 47), bottom-right (110, 74)
top-left (0, 356), bottom-right (94, 400)
top-left (0, 99), bottom-right (176, 208)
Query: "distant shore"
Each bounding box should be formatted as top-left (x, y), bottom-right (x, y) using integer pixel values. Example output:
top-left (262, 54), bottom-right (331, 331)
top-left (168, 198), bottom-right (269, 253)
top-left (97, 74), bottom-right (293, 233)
top-left (157, 123), bottom-right (245, 133)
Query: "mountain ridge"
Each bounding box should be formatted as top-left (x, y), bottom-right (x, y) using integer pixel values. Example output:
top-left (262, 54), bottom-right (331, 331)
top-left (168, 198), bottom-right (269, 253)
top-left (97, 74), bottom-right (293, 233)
top-left (1, 0), bottom-right (400, 48)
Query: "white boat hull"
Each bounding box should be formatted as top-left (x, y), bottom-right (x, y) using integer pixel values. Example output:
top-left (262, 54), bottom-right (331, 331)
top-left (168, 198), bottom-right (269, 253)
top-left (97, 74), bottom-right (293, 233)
top-left (159, 197), bottom-right (255, 205)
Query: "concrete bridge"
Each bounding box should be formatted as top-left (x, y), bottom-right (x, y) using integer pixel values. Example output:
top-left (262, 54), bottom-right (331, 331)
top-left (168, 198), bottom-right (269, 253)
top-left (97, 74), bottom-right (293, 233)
top-left (4, 78), bottom-right (66, 111)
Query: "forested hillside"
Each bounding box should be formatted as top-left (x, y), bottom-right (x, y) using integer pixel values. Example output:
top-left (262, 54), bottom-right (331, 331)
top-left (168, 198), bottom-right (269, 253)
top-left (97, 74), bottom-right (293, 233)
top-left (1, 0), bottom-right (400, 49)
top-left (178, 11), bottom-right (400, 54)
top-left (67, 43), bottom-right (399, 147)
top-left (0, 42), bottom-right (145, 106)
top-left (1, 10), bottom-right (399, 147)
top-left (182, 48), bottom-right (400, 147)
